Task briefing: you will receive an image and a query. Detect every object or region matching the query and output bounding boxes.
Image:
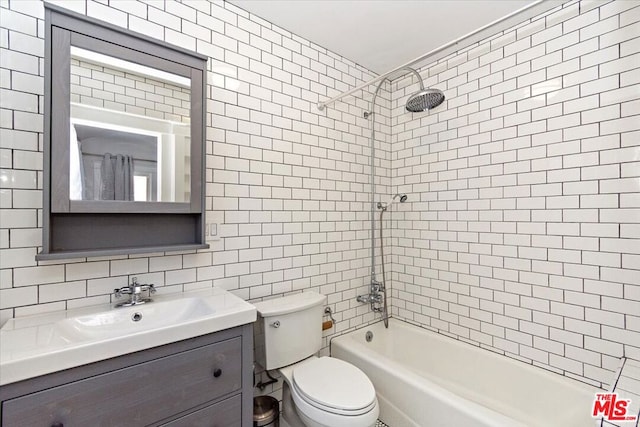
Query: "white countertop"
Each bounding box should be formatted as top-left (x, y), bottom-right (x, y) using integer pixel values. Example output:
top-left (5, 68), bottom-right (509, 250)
top-left (0, 287), bottom-right (256, 386)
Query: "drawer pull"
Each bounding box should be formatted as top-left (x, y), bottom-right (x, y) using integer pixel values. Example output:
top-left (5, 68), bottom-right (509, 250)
top-left (213, 368), bottom-right (222, 378)
top-left (51, 423), bottom-right (64, 427)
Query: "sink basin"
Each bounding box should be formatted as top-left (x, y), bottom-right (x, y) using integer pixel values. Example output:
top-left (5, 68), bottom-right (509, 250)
top-left (54, 298), bottom-right (215, 341)
top-left (0, 287), bottom-right (256, 386)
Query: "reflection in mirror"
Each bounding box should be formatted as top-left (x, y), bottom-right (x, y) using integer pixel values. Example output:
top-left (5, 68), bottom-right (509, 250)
top-left (69, 47), bottom-right (191, 203)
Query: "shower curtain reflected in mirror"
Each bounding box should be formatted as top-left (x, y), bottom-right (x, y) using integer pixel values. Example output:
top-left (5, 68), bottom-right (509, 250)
top-left (69, 123), bottom-right (84, 200)
top-left (100, 153), bottom-right (134, 201)
top-left (69, 124), bottom-right (134, 201)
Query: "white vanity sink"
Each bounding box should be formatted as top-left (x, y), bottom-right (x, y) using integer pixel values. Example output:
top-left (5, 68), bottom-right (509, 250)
top-left (53, 297), bottom-right (215, 341)
top-left (0, 287), bottom-right (256, 386)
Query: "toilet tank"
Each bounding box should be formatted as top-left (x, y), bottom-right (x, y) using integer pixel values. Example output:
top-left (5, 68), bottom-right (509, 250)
top-left (254, 292), bottom-right (326, 370)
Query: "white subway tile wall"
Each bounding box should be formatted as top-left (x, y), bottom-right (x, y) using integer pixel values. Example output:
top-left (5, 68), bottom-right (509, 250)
top-left (0, 0), bottom-right (638, 393)
top-left (390, 0), bottom-right (639, 387)
top-left (0, 0), bottom-right (392, 367)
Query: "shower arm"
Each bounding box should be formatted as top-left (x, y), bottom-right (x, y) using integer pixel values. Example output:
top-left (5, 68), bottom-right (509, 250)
top-left (316, 0), bottom-right (545, 111)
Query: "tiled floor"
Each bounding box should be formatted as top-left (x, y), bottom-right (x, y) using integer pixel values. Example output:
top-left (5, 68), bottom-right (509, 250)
top-left (282, 416), bottom-right (390, 426)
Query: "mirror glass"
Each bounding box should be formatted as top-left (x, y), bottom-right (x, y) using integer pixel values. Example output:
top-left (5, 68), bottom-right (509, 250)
top-left (69, 47), bottom-right (191, 203)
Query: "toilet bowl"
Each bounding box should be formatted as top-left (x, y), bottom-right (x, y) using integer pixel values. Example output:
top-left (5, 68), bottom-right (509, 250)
top-left (280, 356), bottom-right (378, 427)
top-left (253, 292), bottom-right (379, 427)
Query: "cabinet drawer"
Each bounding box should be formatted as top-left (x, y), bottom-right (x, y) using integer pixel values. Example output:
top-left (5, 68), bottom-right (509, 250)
top-left (2, 337), bottom-right (241, 427)
top-left (162, 394), bottom-right (242, 427)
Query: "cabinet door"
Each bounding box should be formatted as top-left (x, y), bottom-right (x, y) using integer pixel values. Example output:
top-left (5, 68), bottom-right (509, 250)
top-left (161, 394), bottom-right (242, 427)
top-left (2, 337), bottom-right (241, 426)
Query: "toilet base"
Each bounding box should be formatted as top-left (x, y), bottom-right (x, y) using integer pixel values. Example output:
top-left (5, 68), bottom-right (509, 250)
top-left (281, 381), bottom-right (377, 427)
top-left (282, 381), bottom-right (307, 427)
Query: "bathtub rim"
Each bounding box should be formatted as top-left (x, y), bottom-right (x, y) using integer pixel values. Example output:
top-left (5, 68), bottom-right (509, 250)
top-left (330, 317), bottom-right (603, 392)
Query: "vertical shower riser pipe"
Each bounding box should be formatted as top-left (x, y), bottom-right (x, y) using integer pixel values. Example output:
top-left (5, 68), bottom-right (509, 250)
top-left (369, 77), bottom-right (388, 282)
top-left (368, 67), bottom-right (420, 282)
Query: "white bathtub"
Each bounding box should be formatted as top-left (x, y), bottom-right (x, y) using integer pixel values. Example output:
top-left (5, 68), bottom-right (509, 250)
top-left (331, 319), bottom-right (600, 427)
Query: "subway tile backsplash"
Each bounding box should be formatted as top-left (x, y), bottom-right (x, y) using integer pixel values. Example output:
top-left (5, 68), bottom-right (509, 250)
top-left (0, 0), bottom-right (638, 390)
top-left (390, 0), bottom-right (639, 387)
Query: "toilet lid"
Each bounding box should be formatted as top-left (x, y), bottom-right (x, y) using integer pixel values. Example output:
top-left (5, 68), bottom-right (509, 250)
top-left (292, 357), bottom-right (376, 412)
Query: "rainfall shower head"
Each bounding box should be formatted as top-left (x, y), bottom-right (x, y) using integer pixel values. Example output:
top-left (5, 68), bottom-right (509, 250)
top-left (400, 67), bottom-right (446, 113)
top-left (364, 67), bottom-right (444, 117)
top-left (406, 88), bottom-right (446, 112)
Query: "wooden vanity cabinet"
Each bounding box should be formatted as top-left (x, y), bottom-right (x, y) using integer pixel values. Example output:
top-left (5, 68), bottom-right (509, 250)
top-left (0, 324), bottom-right (253, 427)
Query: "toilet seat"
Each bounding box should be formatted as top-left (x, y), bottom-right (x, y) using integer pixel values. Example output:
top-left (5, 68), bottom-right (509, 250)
top-left (292, 357), bottom-right (377, 415)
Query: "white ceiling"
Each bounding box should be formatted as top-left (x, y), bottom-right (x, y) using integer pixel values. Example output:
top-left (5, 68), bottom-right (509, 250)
top-left (230, 0), bottom-right (537, 74)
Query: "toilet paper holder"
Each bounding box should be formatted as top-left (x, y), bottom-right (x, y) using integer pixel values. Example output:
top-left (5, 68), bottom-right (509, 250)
top-left (323, 307), bottom-right (336, 331)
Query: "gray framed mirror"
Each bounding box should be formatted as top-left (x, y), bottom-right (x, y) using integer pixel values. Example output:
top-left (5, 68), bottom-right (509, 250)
top-left (39, 4), bottom-right (208, 259)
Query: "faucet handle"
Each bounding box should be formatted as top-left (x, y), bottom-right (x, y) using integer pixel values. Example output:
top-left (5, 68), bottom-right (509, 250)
top-left (148, 284), bottom-right (156, 294)
top-left (114, 286), bottom-right (131, 298)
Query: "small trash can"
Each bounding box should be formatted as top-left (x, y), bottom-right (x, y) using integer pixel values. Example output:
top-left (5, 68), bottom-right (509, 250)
top-left (253, 396), bottom-right (279, 427)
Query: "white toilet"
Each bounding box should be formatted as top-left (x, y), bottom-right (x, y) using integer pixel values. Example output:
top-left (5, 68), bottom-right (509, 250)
top-left (254, 292), bottom-right (379, 427)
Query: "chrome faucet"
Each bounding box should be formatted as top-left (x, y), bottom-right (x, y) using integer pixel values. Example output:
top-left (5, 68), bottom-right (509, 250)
top-left (114, 277), bottom-right (156, 307)
top-left (356, 279), bottom-right (384, 312)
